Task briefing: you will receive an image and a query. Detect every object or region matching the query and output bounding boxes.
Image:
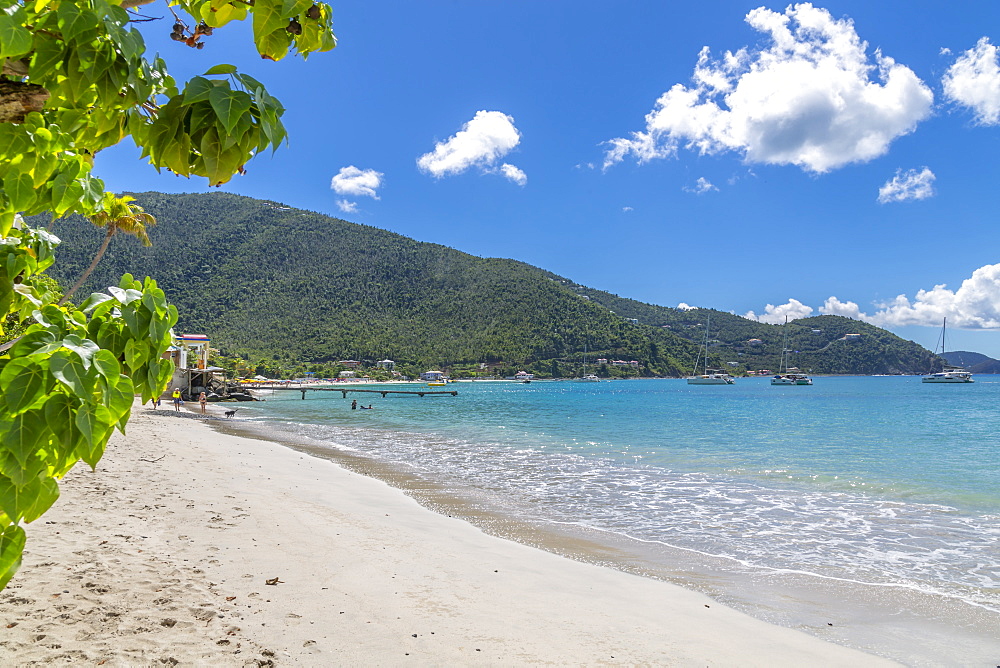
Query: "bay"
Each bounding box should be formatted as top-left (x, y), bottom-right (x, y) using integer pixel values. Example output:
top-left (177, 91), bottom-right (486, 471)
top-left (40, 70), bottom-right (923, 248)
top-left (231, 376), bottom-right (1000, 664)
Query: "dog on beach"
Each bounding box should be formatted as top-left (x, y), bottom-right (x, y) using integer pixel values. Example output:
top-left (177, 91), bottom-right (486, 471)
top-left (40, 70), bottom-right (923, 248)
top-left (224, 408), bottom-right (239, 419)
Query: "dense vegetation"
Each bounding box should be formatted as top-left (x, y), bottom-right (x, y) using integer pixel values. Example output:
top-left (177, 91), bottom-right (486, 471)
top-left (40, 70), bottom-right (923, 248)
top-left (43, 192), bottom-right (941, 378)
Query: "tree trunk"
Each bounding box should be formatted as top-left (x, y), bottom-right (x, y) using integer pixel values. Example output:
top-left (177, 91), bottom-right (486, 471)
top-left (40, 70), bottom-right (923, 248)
top-left (60, 230), bottom-right (115, 305)
top-left (0, 81), bottom-right (49, 124)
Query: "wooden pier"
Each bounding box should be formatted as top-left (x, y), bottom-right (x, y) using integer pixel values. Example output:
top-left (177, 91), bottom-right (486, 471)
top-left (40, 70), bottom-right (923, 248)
top-left (282, 387), bottom-right (458, 399)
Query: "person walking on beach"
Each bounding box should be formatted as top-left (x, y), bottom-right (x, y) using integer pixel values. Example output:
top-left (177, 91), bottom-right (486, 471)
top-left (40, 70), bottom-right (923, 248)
top-left (351, 399), bottom-right (357, 410)
top-left (171, 388), bottom-right (182, 412)
top-left (199, 392), bottom-right (207, 414)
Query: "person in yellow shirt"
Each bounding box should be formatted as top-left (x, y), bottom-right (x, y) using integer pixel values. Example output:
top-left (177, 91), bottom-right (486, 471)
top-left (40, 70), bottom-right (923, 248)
top-left (171, 388), bottom-right (182, 412)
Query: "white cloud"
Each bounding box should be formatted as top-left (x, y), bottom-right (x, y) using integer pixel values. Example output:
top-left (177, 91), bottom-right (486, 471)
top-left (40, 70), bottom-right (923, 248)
top-left (943, 37), bottom-right (1000, 125)
top-left (622, 206), bottom-right (634, 212)
top-left (746, 265), bottom-right (1000, 330)
top-left (939, 47), bottom-right (952, 56)
top-left (822, 264), bottom-right (1000, 329)
top-left (500, 163), bottom-right (527, 186)
top-left (818, 296), bottom-right (865, 319)
top-left (877, 167), bottom-right (935, 203)
top-left (745, 298), bottom-right (814, 323)
top-left (604, 3), bottom-right (932, 173)
top-left (417, 111), bottom-right (525, 182)
top-left (677, 302), bottom-right (697, 311)
top-left (684, 177), bottom-right (718, 194)
top-left (336, 199), bottom-right (358, 213)
top-left (331, 166), bottom-right (383, 199)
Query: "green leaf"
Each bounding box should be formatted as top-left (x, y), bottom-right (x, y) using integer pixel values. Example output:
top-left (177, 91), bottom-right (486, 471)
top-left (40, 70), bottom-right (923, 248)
top-left (56, 3), bottom-right (99, 44)
top-left (74, 402), bottom-right (113, 452)
top-left (43, 394), bottom-right (78, 453)
top-left (106, 377), bottom-right (133, 428)
top-left (0, 475), bottom-right (34, 524)
top-left (50, 173), bottom-right (85, 218)
top-left (252, 0), bottom-right (287, 44)
top-left (235, 72), bottom-right (266, 94)
top-left (0, 359), bottom-right (46, 415)
top-left (79, 292), bottom-right (114, 312)
top-left (2, 411), bottom-right (47, 469)
top-left (199, 128), bottom-right (227, 185)
top-left (0, 448), bottom-right (45, 489)
top-left (3, 171), bottom-right (37, 212)
top-left (0, 475), bottom-right (59, 525)
top-left (145, 358), bottom-right (162, 394)
top-left (124, 337), bottom-right (148, 371)
top-left (0, 14), bottom-right (33, 59)
top-left (257, 27), bottom-right (293, 61)
top-left (8, 328), bottom-right (58, 358)
top-left (91, 349), bottom-right (121, 381)
top-left (282, 0), bottom-right (312, 17)
top-left (0, 525), bottom-right (25, 590)
top-left (204, 63), bottom-right (238, 76)
top-left (23, 477), bottom-right (59, 524)
top-left (209, 86), bottom-right (253, 135)
top-left (183, 76), bottom-right (217, 105)
top-left (49, 350), bottom-right (92, 396)
top-left (62, 334), bottom-right (100, 370)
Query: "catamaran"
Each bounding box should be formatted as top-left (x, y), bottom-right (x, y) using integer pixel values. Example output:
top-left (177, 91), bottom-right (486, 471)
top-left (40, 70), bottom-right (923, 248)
top-left (771, 317), bottom-right (812, 385)
top-left (922, 318), bottom-right (973, 383)
top-left (687, 314), bottom-right (735, 385)
top-left (576, 341), bottom-right (601, 382)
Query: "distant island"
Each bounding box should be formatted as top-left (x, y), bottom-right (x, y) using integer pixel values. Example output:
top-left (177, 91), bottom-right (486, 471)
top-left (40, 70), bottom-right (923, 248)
top-left (43, 192), bottom-right (941, 379)
top-left (941, 351), bottom-right (1000, 373)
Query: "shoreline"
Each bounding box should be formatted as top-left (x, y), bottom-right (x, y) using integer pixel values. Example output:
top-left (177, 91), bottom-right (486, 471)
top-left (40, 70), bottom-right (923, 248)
top-left (0, 403), bottom-right (895, 665)
top-left (218, 397), bottom-right (1000, 666)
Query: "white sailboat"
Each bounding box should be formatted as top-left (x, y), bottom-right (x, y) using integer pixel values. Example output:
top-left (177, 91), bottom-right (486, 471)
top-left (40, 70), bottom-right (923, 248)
top-left (576, 341), bottom-right (600, 382)
top-left (922, 318), bottom-right (973, 383)
top-left (687, 314), bottom-right (735, 385)
top-left (771, 317), bottom-right (812, 386)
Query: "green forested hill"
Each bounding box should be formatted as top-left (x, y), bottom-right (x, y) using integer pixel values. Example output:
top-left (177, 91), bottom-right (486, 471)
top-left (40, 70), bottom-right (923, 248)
top-left (39, 192), bottom-right (940, 377)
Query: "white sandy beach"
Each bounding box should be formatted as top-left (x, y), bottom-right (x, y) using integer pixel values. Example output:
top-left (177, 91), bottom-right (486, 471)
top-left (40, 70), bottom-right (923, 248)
top-left (0, 403), bottom-right (897, 666)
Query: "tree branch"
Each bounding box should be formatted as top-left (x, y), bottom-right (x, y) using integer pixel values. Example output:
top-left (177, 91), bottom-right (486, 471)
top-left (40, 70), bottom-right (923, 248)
top-left (2, 58), bottom-right (29, 78)
top-left (0, 81), bottom-right (49, 124)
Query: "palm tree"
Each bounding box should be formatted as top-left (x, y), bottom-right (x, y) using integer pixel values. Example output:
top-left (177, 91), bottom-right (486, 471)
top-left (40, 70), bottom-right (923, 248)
top-left (59, 193), bottom-right (156, 305)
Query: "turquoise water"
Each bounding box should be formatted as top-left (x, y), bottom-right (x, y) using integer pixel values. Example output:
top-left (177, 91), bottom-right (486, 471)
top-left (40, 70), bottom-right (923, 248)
top-left (235, 376), bottom-right (1000, 648)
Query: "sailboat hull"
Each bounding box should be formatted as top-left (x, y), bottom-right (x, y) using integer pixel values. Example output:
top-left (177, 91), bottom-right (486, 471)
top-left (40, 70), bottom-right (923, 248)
top-left (921, 373), bottom-right (973, 383)
top-left (687, 375), bottom-right (735, 384)
top-left (771, 375), bottom-right (812, 385)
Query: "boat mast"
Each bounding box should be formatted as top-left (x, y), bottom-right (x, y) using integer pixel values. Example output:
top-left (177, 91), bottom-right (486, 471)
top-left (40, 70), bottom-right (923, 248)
top-left (702, 313), bottom-right (711, 374)
top-left (780, 316), bottom-right (788, 373)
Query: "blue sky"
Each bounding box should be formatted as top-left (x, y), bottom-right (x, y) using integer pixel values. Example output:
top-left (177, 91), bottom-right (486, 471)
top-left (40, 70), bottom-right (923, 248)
top-left (96, 1), bottom-right (1000, 356)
